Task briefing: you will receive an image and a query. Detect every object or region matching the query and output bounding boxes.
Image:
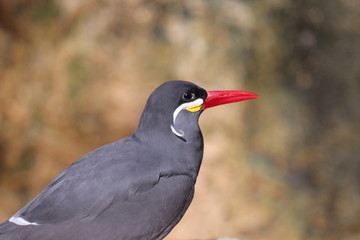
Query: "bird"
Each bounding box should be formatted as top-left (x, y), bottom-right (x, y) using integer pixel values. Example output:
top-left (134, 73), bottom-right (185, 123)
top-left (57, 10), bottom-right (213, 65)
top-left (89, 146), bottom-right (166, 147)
top-left (0, 80), bottom-right (258, 240)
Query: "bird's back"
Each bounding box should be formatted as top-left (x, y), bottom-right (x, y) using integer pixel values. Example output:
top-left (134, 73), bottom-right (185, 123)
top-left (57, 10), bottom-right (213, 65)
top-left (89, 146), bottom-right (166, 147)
top-left (0, 135), bottom-right (198, 240)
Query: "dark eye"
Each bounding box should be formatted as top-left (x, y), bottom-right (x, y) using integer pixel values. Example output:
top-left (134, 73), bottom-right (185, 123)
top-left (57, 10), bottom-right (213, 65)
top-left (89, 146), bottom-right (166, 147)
top-left (182, 92), bottom-right (196, 101)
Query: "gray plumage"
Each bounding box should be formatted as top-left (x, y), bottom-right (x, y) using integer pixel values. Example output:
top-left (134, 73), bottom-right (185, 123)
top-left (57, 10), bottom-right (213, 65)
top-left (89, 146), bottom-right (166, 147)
top-left (0, 81), bottom-right (207, 240)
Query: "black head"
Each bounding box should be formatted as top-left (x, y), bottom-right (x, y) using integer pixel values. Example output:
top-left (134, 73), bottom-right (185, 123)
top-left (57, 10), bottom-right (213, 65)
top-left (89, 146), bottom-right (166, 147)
top-left (136, 81), bottom-right (207, 142)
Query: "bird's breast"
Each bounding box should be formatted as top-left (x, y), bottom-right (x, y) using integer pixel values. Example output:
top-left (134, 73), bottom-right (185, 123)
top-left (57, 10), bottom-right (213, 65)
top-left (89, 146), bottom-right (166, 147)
top-left (92, 174), bottom-right (195, 240)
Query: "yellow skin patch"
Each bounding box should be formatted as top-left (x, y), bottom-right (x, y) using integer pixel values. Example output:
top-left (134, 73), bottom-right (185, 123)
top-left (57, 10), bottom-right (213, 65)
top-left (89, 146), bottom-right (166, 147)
top-left (186, 104), bottom-right (202, 112)
top-left (171, 98), bottom-right (204, 137)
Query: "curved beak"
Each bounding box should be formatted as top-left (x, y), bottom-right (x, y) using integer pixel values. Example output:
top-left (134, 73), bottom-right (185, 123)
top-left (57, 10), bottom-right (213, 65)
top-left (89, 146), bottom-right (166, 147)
top-left (202, 90), bottom-right (259, 109)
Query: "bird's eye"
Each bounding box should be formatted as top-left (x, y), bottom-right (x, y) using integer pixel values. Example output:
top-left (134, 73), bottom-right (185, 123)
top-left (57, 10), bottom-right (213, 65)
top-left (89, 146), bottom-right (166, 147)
top-left (182, 92), bottom-right (196, 101)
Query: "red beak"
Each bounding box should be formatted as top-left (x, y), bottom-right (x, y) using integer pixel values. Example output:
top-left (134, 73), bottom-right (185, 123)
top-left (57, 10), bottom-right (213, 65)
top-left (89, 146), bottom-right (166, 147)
top-left (203, 90), bottom-right (259, 109)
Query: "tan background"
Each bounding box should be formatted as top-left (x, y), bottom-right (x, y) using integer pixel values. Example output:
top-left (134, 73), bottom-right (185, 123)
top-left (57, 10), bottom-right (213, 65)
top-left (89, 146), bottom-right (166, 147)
top-left (0, 0), bottom-right (359, 239)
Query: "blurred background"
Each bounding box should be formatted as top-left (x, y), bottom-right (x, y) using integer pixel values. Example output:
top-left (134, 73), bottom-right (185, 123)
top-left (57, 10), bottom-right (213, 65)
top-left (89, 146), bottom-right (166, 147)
top-left (0, 0), bottom-right (359, 239)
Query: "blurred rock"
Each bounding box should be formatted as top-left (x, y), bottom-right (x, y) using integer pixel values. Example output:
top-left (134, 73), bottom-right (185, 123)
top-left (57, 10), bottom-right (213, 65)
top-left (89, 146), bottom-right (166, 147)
top-left (0, 1), bottom-right (359, 240)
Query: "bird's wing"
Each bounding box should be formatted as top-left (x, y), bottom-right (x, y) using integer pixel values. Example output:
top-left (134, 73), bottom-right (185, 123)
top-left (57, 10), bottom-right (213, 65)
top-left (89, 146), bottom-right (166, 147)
top-left (10, 138), bottom-right (160, 225)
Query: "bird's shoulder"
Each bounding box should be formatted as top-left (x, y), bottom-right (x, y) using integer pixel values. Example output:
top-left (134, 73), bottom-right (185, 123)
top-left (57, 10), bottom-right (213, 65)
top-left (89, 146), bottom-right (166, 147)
top-left (11, 135), bottom-right (166, 224)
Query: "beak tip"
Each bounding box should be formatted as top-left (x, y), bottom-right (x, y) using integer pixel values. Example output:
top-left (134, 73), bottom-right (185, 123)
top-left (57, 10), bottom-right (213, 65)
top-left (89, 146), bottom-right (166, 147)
top-left (203, 90), bottom-right (259, 109)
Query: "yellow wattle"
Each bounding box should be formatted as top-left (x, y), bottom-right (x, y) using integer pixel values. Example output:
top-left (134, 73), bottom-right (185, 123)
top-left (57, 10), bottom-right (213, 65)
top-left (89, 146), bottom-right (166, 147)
top-left (186, 104), bottom-right (202, 112)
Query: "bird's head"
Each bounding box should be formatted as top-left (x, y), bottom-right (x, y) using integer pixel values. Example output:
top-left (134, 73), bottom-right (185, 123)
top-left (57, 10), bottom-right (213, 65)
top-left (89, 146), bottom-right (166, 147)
top-left (136, 80), bottom-right (258, 142)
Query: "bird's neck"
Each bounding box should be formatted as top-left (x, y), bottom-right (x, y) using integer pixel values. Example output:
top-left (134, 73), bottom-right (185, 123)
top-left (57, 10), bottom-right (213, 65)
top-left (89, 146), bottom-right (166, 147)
top-left (135, 104), bottom-right (204, 178)
top-left (133, 128), bottom-right (204, 179)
